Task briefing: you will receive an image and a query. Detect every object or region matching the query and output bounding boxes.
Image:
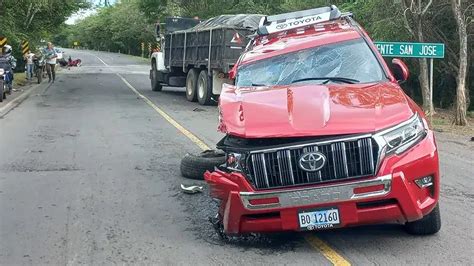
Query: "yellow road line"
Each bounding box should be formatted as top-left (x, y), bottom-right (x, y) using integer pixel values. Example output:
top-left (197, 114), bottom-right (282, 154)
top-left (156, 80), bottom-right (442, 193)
top-left (117, 73), bottom-right (210, 151)
top-left (305, 235), bottom-right (351, 266)
top-left (117, 74), bottom-right (350, 266)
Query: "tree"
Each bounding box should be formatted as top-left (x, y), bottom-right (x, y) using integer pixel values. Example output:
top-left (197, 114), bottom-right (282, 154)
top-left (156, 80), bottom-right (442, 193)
top-left (401, 0), bottom-right (435, 115)
top-left (451, 0), bottom-right (470, 125)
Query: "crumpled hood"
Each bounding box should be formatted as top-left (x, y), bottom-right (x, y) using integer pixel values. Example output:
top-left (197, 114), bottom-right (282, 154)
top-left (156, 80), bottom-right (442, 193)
top-left (218, 82), bottom-right (415, 138)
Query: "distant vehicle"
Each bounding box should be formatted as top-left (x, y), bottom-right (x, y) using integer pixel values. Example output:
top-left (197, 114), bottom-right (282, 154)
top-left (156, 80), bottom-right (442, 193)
top-left (149, 15), bottom-right (263, 105)
top-left (204, 6), bottom-right (441, 236)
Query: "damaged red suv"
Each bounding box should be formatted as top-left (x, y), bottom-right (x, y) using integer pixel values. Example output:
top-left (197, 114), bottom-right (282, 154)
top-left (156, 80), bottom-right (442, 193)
top-left (204, 6), bottom-right (441, 235)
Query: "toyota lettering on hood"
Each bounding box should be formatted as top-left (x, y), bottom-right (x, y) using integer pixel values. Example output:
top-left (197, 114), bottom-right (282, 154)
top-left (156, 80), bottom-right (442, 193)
top-left (218, 82), bottom-right (415, 138)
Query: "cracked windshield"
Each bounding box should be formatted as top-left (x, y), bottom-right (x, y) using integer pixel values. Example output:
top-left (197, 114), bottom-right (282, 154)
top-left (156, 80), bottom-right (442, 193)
top-left (237, 39), bottom-right (384, 86)
top-left (0, 0), bottom-right (472, 265)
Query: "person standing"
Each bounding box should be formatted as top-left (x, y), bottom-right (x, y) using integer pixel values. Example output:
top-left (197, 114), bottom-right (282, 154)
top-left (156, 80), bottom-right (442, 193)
top-left (24, 50), bottom-right (35, 80)
top-left (43, 42), bottom-right (57, 83)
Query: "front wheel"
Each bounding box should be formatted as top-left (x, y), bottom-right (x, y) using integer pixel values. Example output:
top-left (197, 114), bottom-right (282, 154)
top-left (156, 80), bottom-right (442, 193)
top-left (405, 204), bottom-right (441, 235)
top-left (197, 70), bottom-right (213, 105)
top-left (150, 64), bottom-right (162, 91)
top-left (0, 80), bottom-right (4, 102)
top-left (37, 68), bottom-right (42, 84)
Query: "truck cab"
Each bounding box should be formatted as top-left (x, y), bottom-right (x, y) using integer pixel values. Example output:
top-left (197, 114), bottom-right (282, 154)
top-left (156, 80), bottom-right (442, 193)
top-left (150, 17), bottom-right (200, 92)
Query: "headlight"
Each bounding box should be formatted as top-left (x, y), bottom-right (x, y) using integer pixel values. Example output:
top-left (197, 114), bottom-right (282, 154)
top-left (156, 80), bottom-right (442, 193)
top-left (380, 114), bottom-right (427, 155)
top-left (0, 68), bottom-right (4, 76)
top-left (226, 152), bottom-right (246, 171)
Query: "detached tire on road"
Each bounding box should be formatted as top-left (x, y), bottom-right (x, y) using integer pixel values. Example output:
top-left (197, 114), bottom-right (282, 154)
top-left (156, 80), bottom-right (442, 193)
top-left (197, 70), bottom-right (213, 105)
top-left (186, 69), bottom-right (198, 102)
top-left (150, 63), bottom-right (162, 92)
top-left (180, 150), bottom-right (226, 180)
top-left (405, 204), bottom-right (441, 235)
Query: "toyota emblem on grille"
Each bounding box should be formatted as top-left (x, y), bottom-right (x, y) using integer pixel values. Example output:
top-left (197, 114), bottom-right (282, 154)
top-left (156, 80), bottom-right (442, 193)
top-left (298, 152), bottom-right (326, 172)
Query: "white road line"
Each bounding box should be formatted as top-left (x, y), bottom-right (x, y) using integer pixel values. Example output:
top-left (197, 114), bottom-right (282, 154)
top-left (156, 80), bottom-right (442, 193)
top-left (93, 54), bottom-right (109, 66)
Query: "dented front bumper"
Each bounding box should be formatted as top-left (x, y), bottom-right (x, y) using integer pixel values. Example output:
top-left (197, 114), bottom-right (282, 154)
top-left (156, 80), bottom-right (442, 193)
top-left (204, 132), bottom-right (439, 235)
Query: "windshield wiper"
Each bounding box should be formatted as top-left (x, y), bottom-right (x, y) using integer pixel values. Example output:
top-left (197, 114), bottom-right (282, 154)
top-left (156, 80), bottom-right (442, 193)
top-left (251, 83), bottom-right (268, 86)
top-left (291, 77), bottom-right (360, 84)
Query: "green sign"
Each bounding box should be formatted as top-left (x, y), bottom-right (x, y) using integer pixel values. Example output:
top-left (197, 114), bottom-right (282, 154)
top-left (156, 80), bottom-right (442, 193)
top-left (374, 42), bottom-right (445, 58)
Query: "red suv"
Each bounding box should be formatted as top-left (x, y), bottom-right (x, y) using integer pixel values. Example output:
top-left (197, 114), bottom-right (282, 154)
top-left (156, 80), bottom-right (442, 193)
top-left (204, 6), bottom-right (441, 235)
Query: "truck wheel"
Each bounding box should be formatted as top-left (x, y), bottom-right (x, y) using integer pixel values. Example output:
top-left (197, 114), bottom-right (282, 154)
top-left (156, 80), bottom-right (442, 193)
top-left (197, 70), bottom-right (213, 105)
top-left (405, 204), bottom-right (441, 235)
top-left (186, 69), bottom-right (198, 102)
top-left (151, 63), bottom-right (162, 91)
top-left (180, 150), bottom-right (225, 180)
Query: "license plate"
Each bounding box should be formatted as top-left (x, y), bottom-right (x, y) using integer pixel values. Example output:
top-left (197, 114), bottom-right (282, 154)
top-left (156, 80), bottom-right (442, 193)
top-left (298, 208), bottom-right (341, 230)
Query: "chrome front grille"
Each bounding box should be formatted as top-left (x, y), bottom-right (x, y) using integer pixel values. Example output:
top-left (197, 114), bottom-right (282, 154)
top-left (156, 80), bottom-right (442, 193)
top-left (246, 136), bottom-right (378, 189)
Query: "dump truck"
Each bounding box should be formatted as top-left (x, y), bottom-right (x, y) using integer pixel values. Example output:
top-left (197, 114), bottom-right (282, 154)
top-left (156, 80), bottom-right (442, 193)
top-left (149, 15), bottom-right (263, 105)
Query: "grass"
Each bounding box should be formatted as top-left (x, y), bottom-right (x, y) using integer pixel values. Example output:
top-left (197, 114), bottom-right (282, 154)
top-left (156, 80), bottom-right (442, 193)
top-left (430, 109), bottom-right (474, 136)
top-left (13, 72), bottom-right (27, 86)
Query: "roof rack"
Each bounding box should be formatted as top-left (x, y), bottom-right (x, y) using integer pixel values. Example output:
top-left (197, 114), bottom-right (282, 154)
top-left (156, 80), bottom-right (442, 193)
top-left (257, 5), bottom-right (342, 36)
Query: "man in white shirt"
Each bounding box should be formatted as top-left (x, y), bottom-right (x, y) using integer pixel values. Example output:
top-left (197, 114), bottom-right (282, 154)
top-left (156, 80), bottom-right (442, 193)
top-left (24, 50), bottom-right (35, 80)
top-left (43, 42), bottom-right (57, 83)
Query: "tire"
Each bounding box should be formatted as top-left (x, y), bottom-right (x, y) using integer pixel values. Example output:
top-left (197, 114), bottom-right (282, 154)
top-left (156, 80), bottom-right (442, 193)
top-left (180, 150), bottom-right (226, 180)
top-left (197, 70), bottom-right (213, 105)
top-left (37, 68), bottom-right (42, 84)
top-left (405, 204), bottom-right (441, 235)
top-left (0, 80), bottom-right (4, 102)
top-left (185, 69), bottom-right (198, 102)
top-left (151, 63), bottom-right (162, 91)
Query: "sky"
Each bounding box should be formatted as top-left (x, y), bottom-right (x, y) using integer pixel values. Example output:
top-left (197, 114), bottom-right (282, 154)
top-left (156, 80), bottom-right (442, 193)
top-left (65, 0), bottom-right (117, 25)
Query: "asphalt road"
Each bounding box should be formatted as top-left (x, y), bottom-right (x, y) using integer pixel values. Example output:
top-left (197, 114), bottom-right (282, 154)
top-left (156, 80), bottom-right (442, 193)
top-left (0, 49), bottom-right (472, 265)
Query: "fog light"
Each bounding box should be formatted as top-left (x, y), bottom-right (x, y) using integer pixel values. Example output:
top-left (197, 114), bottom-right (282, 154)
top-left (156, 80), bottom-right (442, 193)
top-left (415, 176), bottom-right (433, 188)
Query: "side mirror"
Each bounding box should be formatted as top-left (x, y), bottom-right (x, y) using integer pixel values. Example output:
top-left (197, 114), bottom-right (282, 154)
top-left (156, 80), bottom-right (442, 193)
top-left (390, 58), bottom-right (409, 83)
top-left (155, 23), bottom-right (161, 36)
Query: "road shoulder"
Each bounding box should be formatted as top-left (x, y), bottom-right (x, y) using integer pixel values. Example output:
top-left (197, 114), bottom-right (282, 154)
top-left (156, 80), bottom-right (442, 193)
top-left (0, 80), bottom-right (45, 117)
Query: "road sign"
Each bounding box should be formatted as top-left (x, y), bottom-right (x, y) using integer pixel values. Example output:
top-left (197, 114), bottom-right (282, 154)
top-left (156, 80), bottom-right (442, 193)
top-left (74, 41), bottom-right (79, 46)
top-left (0, 36), bottom-right (7, 48)
top-left (374, 42), bottom-right (444, 58)
top-left (21, 40), bottom-right (30, 56)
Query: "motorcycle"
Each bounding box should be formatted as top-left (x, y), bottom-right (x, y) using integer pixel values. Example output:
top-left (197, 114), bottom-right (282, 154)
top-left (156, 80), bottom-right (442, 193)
top-left (33, 56), bottom-right (45, 84)
top-left (0, 56), bottom-right (13, 102)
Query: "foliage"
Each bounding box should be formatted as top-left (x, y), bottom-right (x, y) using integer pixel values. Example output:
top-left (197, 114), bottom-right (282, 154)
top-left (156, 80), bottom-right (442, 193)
top-left (65, 0), bottom-right (156, 55)
top-left (40, 0), bottom-right (474, 113)
top-left (0, 0), bottom-right (89, 68)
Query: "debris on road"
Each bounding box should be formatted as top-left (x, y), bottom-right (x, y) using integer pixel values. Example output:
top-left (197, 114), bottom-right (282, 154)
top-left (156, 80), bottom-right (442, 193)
top-left (180, 184), bottom-right (203, 194)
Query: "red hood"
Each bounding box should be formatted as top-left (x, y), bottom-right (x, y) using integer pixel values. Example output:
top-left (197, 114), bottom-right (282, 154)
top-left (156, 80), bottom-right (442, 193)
top-left (218, 82), bottom-right (415, 138)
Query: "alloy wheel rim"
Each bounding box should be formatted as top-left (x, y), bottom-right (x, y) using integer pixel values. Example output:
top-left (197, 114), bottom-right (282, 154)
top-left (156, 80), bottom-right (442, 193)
top-left (198, 77), bottom-right (205, 99)
top-left (187, 78), bottom-right (192, 96)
